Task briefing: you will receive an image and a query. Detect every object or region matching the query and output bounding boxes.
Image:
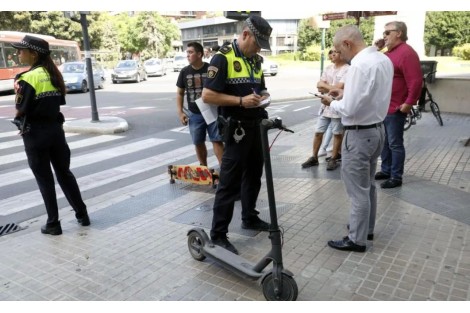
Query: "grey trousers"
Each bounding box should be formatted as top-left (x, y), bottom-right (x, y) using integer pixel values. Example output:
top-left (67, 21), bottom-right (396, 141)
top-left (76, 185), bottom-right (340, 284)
top-left (341, 126), bottom-right (385, 246)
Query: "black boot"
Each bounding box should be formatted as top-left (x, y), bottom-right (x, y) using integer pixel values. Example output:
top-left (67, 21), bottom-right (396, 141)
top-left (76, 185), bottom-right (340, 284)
top-left (41, 221), bottom-right (62, 235)
top-left (77, 214), bottom-right (90, 226)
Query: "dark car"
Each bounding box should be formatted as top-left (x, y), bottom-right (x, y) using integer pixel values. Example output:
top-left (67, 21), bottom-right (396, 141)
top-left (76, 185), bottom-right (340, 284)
top-left (60, 61), bottom-right (105, 93)
top-left (111, 60), bottom-right (147, 83)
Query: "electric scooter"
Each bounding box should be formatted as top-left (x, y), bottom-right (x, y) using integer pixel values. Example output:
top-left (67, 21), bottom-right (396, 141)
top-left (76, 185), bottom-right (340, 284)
top-left (187, 117), bottom-right (298, 301)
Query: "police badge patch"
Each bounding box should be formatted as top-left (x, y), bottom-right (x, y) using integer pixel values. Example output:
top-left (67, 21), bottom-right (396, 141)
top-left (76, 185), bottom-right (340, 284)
top-left (233, 61), bottom-right (242, 72)
top-left (207, 66), bottom-right (218, 78)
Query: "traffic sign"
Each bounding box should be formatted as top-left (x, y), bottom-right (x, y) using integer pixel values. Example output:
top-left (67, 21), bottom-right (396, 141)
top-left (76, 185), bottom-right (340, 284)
top-left (322, 12), bottom-right (347, 21)
top-left (363, 11), bottom-right (397, 17)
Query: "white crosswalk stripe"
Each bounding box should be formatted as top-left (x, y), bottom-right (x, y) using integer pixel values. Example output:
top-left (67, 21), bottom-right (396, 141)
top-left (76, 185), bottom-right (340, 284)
top-left (0, 137), bottom-right (173, 187)
top-left (0, 133), bottom-right (79, 150)
top-left (0, 130), bottom-right (211, 222)
top-left (1, 144), bottom-right (195, 215)
top-left (0, 134), bottom-right (123, 165)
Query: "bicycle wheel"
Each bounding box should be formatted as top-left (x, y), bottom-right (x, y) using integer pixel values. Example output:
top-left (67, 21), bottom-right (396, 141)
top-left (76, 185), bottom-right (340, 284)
top-left (430, 101), bottom-right (443, 126)
top-left (404, 113), bottom-right (412, 131)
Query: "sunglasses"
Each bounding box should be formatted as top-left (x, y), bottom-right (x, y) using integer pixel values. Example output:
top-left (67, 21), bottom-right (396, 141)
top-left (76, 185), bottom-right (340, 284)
top-left (383, 29), bottom-right (398, 36)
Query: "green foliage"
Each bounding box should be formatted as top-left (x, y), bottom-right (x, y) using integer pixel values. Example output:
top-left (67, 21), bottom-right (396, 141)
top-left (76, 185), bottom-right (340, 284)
top-left (301, 44), bottom-right (321, 61)
top-left (297, 19), bottom-right (321, 52)
top-left (0, 11), bottom-right (180, 62)
top-left (0, 12), bottom-right (33, 32)
top-left (297, 17), bottom-right (375, 54)
top-left (425, 12), bottom-right (470, 54)
top-left (453, 44), bottom-right (470, 60)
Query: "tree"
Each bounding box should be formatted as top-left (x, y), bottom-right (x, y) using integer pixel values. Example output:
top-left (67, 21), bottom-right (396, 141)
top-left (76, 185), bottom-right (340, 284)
top-left (425, 11), bottom-right (470, 55)
top-left (0, 11), bottom-right (33, 32)
top-left (297, 16), bottom-right (375, 53)
top-left (110, 12), bottom-right (180, 60)
top-left (297, 19), bottom-right (321, 52)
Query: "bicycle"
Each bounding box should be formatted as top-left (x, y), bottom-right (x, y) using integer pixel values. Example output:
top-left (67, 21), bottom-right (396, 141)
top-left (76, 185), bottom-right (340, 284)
top-left (404, 104), bottom-right (422, 131)
top-left (403, 71), bottom-right (443, 131)
top-left (418, 71), bottom-right (443, 126)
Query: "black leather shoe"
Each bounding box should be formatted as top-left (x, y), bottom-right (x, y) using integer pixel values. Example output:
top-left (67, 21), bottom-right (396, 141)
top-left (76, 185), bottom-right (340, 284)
top-left (347, 224), bottom-right (374, 240)
top-left (77, 215), bottom-right (90, 226)
top-left (375, 171), bottom-right (390, 180)
top-left (380, 178), bottom-right (402, 189)
top-left (41, 222), bottom-right (62, 235)
top-left (241, 218), bottom-right (270, 231)
top-left (327, 236), bottom-right (366, 252)
top-left (211, 236), bottom-right (239, 255)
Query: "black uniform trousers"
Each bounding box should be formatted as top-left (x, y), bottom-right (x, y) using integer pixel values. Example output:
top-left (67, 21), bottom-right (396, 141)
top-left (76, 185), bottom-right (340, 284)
top-left (22, 122), bottom-right (87, 224)
top-left (211, 122), bottom-right (264, 238)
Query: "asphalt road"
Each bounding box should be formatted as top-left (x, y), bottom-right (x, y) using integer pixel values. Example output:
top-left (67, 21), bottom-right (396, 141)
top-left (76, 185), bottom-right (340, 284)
top-left (0, 65), bottom-right (323, 225)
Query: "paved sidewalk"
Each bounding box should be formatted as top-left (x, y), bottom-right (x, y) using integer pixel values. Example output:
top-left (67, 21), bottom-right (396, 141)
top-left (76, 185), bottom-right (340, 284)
top-left (0, 110), bottom-right (469, 301)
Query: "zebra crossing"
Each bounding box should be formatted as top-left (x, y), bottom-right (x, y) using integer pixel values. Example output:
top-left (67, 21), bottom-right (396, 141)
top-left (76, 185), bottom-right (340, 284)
top-left (0, 128), bottom-right (209, 225)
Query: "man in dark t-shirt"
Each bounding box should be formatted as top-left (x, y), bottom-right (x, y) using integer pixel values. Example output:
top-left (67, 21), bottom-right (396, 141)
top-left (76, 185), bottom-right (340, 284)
top-left (176, 42), bottom-right (223, 166)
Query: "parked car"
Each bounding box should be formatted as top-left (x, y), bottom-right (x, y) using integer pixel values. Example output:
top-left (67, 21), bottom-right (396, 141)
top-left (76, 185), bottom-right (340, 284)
top-left (144, 58), bottom-right (167, 77)
top-left (173, 54), bottom-right (188, 72)
top-left (60, 61), bottom-right (105, 93)
top-left (262, 58), bottom-right (278, 76)
top-left (111, 60), bottom-right (147, 83)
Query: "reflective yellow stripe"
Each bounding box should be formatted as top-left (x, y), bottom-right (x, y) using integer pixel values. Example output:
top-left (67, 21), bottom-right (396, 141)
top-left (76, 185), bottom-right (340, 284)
top-left (18, 67), bottom-right (59, 97)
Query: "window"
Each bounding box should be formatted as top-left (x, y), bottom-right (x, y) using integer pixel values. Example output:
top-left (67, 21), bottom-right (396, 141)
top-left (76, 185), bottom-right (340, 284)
top-left (3, 46), bottom-right (20, 68)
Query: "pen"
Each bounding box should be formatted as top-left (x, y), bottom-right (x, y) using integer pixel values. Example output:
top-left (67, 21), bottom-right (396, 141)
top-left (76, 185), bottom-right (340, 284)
top-left (252, 88), bottom-right (257, 95)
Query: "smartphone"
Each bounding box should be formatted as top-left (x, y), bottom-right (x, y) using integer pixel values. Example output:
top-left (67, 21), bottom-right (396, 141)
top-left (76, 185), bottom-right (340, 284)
top-left (308, 92), bottom-right (323, 97)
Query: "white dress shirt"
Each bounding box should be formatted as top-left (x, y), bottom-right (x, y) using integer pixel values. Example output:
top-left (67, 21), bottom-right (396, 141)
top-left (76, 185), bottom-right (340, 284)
top-left (330, 46), bottom-right (393, 126)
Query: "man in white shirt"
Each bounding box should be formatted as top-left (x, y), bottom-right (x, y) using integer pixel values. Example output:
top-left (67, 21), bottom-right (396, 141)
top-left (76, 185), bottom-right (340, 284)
top-left (319, 25), bottom-right (394, 252)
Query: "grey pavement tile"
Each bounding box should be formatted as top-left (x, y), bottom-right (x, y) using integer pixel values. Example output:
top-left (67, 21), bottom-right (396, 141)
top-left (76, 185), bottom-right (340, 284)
top-left (1, 114), bottom-right (469, 301)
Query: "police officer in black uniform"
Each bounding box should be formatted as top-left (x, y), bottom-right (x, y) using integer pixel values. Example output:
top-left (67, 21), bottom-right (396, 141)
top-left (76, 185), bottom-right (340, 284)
top-left (11, 35), bottom-right (90, 235)
top-left (202, 16), bottom-right (273, 254)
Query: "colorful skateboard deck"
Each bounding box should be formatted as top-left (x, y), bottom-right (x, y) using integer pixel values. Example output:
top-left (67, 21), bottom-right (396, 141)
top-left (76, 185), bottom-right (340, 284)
top-left (168, 165), bottom-right (219, 186)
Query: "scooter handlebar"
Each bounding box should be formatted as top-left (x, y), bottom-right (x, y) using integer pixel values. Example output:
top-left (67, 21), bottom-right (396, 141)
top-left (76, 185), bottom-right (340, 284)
top-left (261, 118), bottom-right (294, 133)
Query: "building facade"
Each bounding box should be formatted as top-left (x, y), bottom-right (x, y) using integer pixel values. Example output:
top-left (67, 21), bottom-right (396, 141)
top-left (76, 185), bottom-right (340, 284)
top-left (177, 16), bottom-right (301, 56)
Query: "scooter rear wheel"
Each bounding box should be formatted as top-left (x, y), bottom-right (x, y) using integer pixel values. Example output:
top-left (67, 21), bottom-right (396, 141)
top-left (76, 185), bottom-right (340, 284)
top-left (262, 272), bottom-right (298, 301)
top-left (187, 230), bottom-right (206, 261)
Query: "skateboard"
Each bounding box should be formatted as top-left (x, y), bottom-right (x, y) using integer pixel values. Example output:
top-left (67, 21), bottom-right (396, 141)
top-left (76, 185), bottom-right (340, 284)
top-left (168, 165), bottom-right (219, 187)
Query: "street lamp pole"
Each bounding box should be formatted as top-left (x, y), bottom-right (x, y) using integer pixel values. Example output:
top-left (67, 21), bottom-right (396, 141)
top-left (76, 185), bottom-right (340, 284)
top-left (65, 11), bottom-right (99, 122)
top-left (79, 12), bottom-right (99, 122)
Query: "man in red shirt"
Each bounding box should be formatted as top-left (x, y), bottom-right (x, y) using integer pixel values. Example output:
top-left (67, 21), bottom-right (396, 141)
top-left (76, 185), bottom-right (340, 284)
top-left (375, 21), bottom-right (422, 188)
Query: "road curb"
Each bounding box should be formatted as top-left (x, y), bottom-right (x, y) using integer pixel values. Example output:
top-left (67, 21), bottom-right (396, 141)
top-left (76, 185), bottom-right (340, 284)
top-left (63, 116), bottom-right (128, 134)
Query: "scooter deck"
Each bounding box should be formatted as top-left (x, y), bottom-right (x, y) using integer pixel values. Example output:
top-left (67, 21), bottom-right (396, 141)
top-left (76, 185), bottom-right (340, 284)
top-left (202, 244), bottom-right (266, 280)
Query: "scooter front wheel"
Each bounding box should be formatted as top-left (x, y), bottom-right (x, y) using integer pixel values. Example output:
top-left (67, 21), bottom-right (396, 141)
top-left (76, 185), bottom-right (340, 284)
top-left (187, 230), bottom-right (206, 261)
top-left (262, 272), bottom-right (298, 301)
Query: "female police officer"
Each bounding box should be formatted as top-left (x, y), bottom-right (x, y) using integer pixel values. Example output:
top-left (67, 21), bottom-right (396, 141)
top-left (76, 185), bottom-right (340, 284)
top-left (12, 35), bottom-right (90, 235)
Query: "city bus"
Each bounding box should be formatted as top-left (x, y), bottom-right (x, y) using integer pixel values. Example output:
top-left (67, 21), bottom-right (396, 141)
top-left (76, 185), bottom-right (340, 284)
top-left (0, 31), bottom-right (81, 93)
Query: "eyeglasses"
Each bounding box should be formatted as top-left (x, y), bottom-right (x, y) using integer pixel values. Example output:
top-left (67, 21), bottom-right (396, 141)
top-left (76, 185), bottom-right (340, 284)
top-left (383, 29), bottom-right (398, 36)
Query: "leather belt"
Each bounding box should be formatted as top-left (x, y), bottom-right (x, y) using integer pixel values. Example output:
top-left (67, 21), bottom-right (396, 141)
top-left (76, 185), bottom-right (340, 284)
top-left (344, 122), bottom-right (382, 130)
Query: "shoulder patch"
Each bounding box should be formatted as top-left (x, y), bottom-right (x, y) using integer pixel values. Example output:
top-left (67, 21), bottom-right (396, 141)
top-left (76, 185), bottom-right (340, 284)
top-left (207, 66), bottom-right (219, 79)
top-left (219, 45), bottom-right (232, 54)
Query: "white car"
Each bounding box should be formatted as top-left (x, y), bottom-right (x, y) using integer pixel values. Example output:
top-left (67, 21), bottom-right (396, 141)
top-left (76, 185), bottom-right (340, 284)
top-left (262, 58), bottom-right (278, 76)
top-left (173, 54), bottom-right (189, 72)
top-left (144, 58), bottom-right (167, 77)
